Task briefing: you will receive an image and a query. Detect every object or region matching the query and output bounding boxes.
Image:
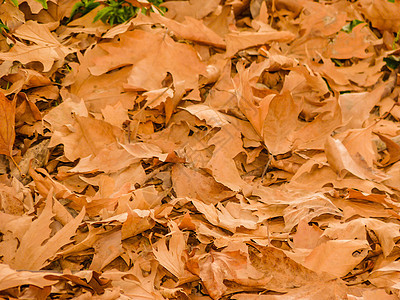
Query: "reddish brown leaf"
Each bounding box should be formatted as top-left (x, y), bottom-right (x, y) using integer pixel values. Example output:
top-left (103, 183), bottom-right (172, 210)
top-left (0, 92), bottom-right (15, 157)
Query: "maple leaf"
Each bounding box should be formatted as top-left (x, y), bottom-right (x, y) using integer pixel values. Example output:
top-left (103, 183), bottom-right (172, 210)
top-left (11, 194), bottom-right (85, 270)
top-left (187, 248), bottom-right (267, 299)
top-left (0, 21), bottom-right (74, 72)
top-left (86, 29), bottom-right (206, 91)
top-left (325, 136), bottom-right (389, 182)
top-left (152, 222), bottom-right (188, 279)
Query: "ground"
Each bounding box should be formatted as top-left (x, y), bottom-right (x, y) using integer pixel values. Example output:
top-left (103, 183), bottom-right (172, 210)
top-left (1, 0), bottom-right (400, 299)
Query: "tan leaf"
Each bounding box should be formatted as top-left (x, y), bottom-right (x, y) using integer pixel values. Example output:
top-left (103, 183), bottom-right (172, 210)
top-left (191, 199), bottom-right (258, 232)
top-left (300, 2), bottom-right (347, 37)
top-left (13, 21), bottom-right (62, 46)
top-left (0, 264), bottom-right (55, 291)
top-left (90, 230), bottom-right (123, 271)
top-left (207, 124), bottom-right (247, 191)
top-left (187, 248), bottom-right (267, 299)
top-left (87, 30), bottom-right (206, 91)
top-left (357, 0), bottom-right (400, 32)
top-left (341, 128), bottom-right (377, 168)
top-left (302, 239), bottom-right (370, 277)
top-left (262, 91), bottom-right (301, 155)
top-left (152, 222), bottom-right (191, 280)
top-left (12, 197), bottom-right (85, 270)
top-left (225, 30), bottom-right (295, 57)
top-left (59, 116), bottom-right (125, 162)
top-left (0, 21), bottom-right (73, 72)
top-left (162, 0), bottom-right (220, 22)
top-left (325, 136), bottom-right (389, 182)
top-left (0, 2), bottom-right (24, 31)
top-left (172, 164), bottom-right (236, 205)
top-left (183, 104), bottom-right (230, 127)
top-left (327, 24), bottom-right (374, 59)
top-left (150, 14), bottom-right (226, 48)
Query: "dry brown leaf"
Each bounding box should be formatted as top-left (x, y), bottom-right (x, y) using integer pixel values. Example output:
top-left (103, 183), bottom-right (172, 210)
top-left (0, 2), bottom-right (24, 31)
top-left (323, 218), bottom-right (400, 257)
top-left (249, 245), bottom-right (333, 292)
top-left (376, 133), bottom-right (400, 166)
top-left (300, 239), bottom-right (370, 277)
top-left (206, 124), bottom-right (247, 191)
top-left (183, 104), bottom-right (230, 127)
top-left (339, 82), bottom-right (389, 131)
top-left (172, 164), bottom-right (236, 205)
top-left (0, 92), bottom-right (15, 157)
top-left (325, 136), bottom-right (388, 182)
top-left (150, 14), bottom-right (226, 48)
top-left (283, 192), bottom-right (342, 231)
top-left (12, 195), bottom-right (85, 270)
top-left (292, 219), bottom-right (323, 249)
top-left (87, 30), bottom-right (206, 91)
top-left (121, 207), bottom-right (155, 239)
top-left (357, 0), bottom-right (400, 32)
top-left (0, 21), bottom-right (74, 72)
top-left (262, 91), bottom-right (301, 155)
top-left (340, 128), bottom-right (377, 168)
top-left (162, 0), bottom-right (220, 22)
top-left (300, 2), bottom-right (347, 37)
top-left (0, 264), bottom-right (55, 291)
top-left (56, 115), bottom-right (125, 162)
top-left (191, 198), bottom-right (258, 232)
top-left (226, 30), bottom-right (295, 57)
top-left (328, 24), bottom-right (374, 59)
top-left (231, 280), bottom-right (366, 300)
top-left (152, 222), bottom-right (193, 281)
top-left (90, 230), bottom-right (123, 271)
top-left (187, 247), bottom-right (267, 299)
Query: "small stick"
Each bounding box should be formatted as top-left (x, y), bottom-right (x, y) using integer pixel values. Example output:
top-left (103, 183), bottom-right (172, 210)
top-left (9, 155), bottom-right (25, 178)
top-left (261, 154), bottom-right (272, 179)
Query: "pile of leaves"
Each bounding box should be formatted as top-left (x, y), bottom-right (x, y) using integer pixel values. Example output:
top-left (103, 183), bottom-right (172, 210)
top-left (2, 0), bottom-right (400, 298)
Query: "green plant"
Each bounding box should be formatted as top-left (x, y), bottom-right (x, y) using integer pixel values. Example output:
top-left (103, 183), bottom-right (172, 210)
top-left (9, 0), bottom-right (48, 9)
top-left (0, 20), bottom-right (9, 32)
top-left (384, 55), bottom-right (400, 70)
top-left (68, 0), bottom-right (100, 23)
top-left (94, 0), bottom-right (139, 25)
top-left (341, 20), bottom-right (364, 34)
top-left (68, 0), bottom-right (165, 25)
top-left (393, 28), bottom-right (400, 50)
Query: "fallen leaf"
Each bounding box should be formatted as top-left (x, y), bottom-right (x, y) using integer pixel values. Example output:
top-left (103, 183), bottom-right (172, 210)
top-left (87, 30), bottom-right (206, 91)
top-left (325, 136), bottom-right (388, 182)
top-left (0, 92), bottom-right (15, 157)
top-left (12, 194), bottom-right (85, 270)
top-left (262, 91), bottom-right (301, 155)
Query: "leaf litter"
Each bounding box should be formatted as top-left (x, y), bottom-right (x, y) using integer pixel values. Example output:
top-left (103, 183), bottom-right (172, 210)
top-left (2, 0), bottom-right (400, 299)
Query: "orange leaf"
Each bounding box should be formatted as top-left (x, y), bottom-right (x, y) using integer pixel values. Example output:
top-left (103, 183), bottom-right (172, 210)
top-left (0, 92), bottom-right (16, 157)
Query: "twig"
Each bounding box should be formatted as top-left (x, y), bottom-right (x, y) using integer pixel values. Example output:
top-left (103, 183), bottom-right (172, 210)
top-left (261, 154), bottom-right (272, 179)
